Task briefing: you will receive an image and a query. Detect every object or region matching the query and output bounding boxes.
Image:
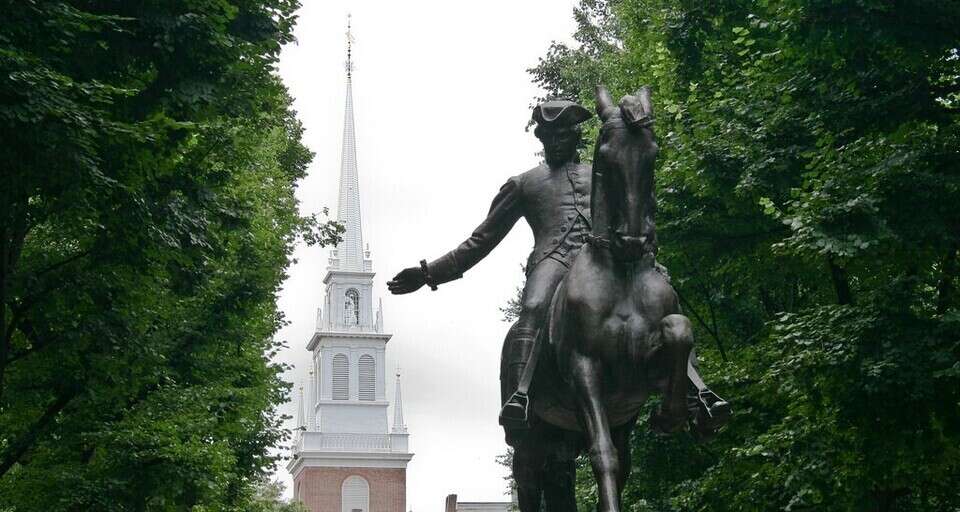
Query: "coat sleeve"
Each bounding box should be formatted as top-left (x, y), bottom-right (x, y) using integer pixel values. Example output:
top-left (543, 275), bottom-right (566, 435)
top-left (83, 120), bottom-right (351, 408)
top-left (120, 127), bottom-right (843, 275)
top-left (426, 177), bottom-right (523, 285)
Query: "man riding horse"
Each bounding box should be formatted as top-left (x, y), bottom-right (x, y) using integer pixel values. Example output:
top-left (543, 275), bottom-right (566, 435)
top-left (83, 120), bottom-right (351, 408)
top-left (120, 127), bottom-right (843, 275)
top-left (387, 98), bottom-right (727, 444)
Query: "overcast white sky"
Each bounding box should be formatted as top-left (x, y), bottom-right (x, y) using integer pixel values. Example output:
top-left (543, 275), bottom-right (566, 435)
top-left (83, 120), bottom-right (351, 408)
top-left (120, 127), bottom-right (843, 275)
top-left (275, 1), bottom-right (580, 510)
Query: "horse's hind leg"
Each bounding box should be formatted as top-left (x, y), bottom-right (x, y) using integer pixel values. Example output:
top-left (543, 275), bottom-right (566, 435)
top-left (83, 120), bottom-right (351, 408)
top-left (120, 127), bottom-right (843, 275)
top-left (571, 354), bottom-right (621, 512)
top-left (649, 314), bottom-right (694, 433)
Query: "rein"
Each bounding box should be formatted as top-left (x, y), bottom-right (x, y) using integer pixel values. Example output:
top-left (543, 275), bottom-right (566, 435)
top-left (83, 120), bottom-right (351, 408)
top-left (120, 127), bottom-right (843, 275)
top-left (584, 233), bottom-right (611, 249)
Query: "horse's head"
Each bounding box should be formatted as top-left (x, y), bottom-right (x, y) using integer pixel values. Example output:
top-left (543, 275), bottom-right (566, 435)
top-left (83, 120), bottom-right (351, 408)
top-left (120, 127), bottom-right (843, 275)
top-left (592, 85), bottom-right (659, 262)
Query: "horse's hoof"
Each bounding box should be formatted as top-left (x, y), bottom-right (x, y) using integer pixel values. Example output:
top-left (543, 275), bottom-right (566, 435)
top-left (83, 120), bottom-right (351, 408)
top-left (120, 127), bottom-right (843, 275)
top-left (649, 406), bottom-right (687, 434)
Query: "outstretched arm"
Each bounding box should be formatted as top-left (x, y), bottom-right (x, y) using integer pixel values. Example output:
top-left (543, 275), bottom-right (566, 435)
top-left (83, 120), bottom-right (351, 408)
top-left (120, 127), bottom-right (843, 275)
top-left (388, 178), bottom-right (523, 294)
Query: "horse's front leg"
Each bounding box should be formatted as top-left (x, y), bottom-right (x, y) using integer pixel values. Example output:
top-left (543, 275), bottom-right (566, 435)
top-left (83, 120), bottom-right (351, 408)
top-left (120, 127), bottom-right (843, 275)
top-left (611, 414), bottom-right (637, 493)
top-left (649, 314), bottom-right (694, 433)
top-left (512, 444), bottom-right (544, 512)
top-left (571, 354), bottom-right (621, 512)
top-left (542, 457), bottom-right (577, 512)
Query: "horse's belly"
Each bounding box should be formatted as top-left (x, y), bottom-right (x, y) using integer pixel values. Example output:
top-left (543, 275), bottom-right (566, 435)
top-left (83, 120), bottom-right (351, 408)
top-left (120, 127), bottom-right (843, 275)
top-left (533, 386), bottom-right (651, 432)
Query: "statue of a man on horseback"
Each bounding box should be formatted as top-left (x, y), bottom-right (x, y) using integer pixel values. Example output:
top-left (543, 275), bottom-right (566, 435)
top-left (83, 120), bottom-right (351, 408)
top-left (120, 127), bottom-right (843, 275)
top-left (388, 87), bottom-right (729, 512)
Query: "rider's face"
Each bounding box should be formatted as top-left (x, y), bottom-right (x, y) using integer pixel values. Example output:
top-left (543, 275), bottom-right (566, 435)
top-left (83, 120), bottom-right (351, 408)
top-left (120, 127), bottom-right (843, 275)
top-left (537, 127), bottom-right (579, 165)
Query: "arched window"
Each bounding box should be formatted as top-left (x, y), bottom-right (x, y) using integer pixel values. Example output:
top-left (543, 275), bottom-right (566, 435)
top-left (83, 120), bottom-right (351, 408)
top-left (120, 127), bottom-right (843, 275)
top-left (341, 475), bottom-right (369, 512)
top-left (344, 289), bottom-right (360, 326)
top-left (358, 355), bottom-right (375, 401)
top-left (332, 353), bottom-right (349, 400)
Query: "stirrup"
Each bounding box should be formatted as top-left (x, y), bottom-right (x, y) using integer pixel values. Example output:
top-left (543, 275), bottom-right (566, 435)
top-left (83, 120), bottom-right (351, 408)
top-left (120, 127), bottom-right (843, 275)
top-left (499, 391), bottom-right (530, 429)
top-left (688, 389), bottom-right (731, 441)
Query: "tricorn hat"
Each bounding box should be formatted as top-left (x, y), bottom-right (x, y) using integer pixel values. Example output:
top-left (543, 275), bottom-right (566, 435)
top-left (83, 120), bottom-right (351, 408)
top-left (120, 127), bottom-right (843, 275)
top-left (532, 99), bottom-right (592, 129)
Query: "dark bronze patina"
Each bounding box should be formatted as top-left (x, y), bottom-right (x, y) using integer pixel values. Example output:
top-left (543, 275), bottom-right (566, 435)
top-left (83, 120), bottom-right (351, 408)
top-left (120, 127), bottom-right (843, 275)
top-left (388, 87), bottom-right (729, 512)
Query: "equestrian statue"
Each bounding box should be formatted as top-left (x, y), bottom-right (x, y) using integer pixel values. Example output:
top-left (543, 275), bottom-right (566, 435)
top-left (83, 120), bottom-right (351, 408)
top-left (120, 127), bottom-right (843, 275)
top-left (388, 85), bottom-right (729, 512)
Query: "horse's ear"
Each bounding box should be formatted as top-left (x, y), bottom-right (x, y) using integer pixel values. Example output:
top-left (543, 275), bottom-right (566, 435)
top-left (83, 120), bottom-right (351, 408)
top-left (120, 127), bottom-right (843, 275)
top-left (636, 86), bottom-right (654, 118)
top-left (596, 85), bottom-right (616, 120)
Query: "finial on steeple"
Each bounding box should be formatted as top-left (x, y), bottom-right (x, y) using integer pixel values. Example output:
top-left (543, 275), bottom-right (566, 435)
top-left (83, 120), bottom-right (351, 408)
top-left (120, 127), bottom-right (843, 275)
top-left (391, 365), bottom-right (407, 434)
top-left (345, 14), bottom-right (354, 79)
top-left (295, 382), bottom-right (306, 432)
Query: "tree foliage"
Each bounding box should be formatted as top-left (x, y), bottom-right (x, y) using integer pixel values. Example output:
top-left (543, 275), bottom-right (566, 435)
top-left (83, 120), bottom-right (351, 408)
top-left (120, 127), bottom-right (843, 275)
top-left (531, 1), bottom-right (960, 510)
top-left (0, 1), bottom-right (339, 509)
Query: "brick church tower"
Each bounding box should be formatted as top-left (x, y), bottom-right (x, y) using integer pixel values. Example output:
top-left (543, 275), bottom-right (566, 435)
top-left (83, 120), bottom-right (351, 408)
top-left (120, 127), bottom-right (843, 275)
top-left (288, 17), bottom-right (413, 512)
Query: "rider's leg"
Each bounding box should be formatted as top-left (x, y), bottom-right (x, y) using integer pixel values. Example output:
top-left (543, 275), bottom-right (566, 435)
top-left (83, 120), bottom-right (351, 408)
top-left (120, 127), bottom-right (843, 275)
top-left (500, 324), bottom-right (537, 431)
top-left (500, 259), bottom-right (569, 426)
top-left (649, 314), bottom-right (694, 433)
top-left (512, 443), bottom-right (544, 512)
top-left (571, 353), bottom-right (621, 512)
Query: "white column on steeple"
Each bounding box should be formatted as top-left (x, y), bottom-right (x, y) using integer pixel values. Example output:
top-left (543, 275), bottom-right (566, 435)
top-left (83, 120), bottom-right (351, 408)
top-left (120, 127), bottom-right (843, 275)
top-left (391, 367), bottom-right (407, 434)
top-left (307, 368), bottom-right (316, 431)
top-left (294, 381), bottom-right (305, 452)
top-left (295, 382), bottom-right (305, 431)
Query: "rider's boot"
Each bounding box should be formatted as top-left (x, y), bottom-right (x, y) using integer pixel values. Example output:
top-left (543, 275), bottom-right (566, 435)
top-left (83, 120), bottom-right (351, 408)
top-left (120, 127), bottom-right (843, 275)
top-left (687, 351), bottom-right (731, 441)
top-left (499, 327), bottom-right (537, 430)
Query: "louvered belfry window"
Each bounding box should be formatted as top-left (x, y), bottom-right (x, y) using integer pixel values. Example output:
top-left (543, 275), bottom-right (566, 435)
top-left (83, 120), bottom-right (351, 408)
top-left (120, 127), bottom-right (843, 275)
top-left (332, 353), bottom-right (349, 400)
top-left (343, 289), bottom-right (360, 326)
top-left (358, 355), bottom-right (375, 401)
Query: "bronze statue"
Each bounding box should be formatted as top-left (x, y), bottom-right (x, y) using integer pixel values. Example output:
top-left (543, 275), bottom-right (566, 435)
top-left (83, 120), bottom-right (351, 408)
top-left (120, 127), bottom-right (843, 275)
top-left (387, 98), bottom-right (595, 434)
top-left (388, 87), bottom-right (729, 512)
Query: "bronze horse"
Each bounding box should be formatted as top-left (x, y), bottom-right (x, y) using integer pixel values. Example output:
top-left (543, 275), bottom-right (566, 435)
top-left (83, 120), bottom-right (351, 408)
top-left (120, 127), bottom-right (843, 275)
top-left (514, 85), bottom-right (698, 512)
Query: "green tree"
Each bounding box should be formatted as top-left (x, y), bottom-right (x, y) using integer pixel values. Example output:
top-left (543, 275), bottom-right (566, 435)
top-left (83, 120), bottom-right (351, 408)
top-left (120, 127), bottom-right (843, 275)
top-left (0, 1), bottom-right (339, 509)
top-left (247, 479), bottom-right (309, 512)
top-left (531, 1), bottom-right (960, 510)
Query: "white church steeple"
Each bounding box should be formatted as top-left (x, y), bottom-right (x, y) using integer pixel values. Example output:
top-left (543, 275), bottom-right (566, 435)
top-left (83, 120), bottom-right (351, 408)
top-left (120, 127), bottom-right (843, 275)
top-left (329, 14), bottom-right (372, 273)
top-left (290, 20), bottom-right (411, 505)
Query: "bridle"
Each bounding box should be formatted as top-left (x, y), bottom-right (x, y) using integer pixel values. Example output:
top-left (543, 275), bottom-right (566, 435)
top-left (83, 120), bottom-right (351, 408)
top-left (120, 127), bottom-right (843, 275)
top-left (587, 114), bottom-right (657, 263)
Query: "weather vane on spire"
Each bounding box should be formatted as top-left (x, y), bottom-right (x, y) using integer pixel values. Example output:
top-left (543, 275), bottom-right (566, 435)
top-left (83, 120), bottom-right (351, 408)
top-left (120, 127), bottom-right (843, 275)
top-left (345, 14), bottom-right (354, 78)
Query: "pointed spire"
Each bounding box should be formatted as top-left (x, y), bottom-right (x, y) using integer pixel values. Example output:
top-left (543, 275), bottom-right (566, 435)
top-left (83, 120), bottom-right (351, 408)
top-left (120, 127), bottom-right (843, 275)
top-left (333, 14), bottom-right (366, 272)
top-left (295, 381), bottom-right (305, 432)
top-left (392, 366), bottom-right (407, 433)
top-left (376, 298), bottom-right (384, 333)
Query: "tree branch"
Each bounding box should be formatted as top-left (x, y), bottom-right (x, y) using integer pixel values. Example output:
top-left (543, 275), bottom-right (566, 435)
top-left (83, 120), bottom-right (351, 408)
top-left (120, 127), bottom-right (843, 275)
top-left (675, 285), bottom-right (728, 361)
top-left (0, 389), bottom-right (79, 478)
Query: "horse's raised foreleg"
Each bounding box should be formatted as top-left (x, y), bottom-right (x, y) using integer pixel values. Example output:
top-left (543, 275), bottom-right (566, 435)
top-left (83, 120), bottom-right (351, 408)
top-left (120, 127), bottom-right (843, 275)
top-left (571, 354), bottom-right (621, 512)
top-left (649, 314), bottom-right (694, 434)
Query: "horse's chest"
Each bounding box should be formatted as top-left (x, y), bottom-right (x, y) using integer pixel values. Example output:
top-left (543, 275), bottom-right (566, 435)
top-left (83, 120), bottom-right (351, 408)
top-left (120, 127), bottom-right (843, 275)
top-left (564, 265), bottom-right (673, 362)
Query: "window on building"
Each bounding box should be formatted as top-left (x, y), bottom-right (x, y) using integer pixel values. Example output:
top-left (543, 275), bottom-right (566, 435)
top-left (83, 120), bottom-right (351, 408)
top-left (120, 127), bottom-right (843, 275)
top-left (332, 353), bottom-right (349, 400)
top-left (358, 354), bottom-right (375, 401)
top-left (341, 476), bottom-right (369, 512)
top-left (343, 289), bottom-right (360, 326)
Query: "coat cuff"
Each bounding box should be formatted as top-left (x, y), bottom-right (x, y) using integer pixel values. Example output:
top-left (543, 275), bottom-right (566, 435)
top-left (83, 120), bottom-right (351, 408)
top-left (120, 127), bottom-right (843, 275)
top-left (427, 253), bottom-right (464, 286)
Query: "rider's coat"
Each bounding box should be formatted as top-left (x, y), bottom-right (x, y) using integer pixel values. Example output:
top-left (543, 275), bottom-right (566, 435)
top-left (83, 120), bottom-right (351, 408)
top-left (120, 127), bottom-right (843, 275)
top-left (426, 160), bottom-right (592, 284)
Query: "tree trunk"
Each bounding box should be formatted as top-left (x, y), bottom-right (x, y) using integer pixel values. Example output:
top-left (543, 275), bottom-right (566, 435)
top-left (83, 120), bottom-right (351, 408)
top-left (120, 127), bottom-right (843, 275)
top-left (827, 257), bottom-right (853, 306)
